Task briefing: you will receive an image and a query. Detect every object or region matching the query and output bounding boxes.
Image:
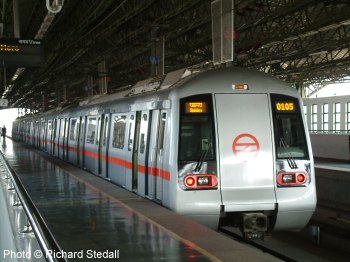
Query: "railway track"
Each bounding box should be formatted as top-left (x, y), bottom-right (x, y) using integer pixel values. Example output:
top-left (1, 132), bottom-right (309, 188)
top-left (220, 223), bottom-right (350, 261)
top-left (219, 227), bottom-right (298, 262)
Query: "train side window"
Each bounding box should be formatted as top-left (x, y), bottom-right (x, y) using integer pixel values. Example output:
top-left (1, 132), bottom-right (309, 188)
top-left (103, 117), bottom-right (109, 147)
top-left (127, 114), bottom-right (135, 151)
top-left (60, 120), bottom-right (65, 139)
top-left (112, 115), bottom-right (126, 149)
top-left (139, 113), bottom-right (149, 154)
top-left (86, 117), bottom-right (97, 144)
top-left (79, 118), bottom-right (85, 145)
top-left (47, 121), bottom-right (52, 139)
top-left (178, 94), bottom-right (215, 162)
top-left (69, 119), bottom-right (77, 141)
top-left (159, 112), bottom-right (166, 150)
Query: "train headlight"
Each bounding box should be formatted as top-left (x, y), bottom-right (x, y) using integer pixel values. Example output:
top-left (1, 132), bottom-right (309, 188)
top-left (282, 174), bottom-right (294, 183)
top-left (277, 172), bottom-right (307, 187)
top-left (183, 174), bottom-right (218, 190)
top-left (197, 176), bottom-right (209, 185)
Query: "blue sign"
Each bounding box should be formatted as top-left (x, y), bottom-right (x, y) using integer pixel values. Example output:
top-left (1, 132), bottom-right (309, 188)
top-left (149, 55), bottom-right (159, 65)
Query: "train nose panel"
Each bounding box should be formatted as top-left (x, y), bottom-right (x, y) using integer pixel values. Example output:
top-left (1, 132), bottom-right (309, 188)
top-left (215, 94), bottom-right (277, 211)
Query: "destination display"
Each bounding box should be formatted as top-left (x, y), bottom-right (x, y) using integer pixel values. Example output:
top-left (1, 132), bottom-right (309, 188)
top-left (0, 38), bottom-right (44, 67)
top-left (185, 102), bottom-right (208, 113)
top-left (275, 102), bottom-right (295, 112)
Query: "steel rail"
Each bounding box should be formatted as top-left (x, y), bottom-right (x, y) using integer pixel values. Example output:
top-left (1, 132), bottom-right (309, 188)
top-left (219, 226), bottom-right (298, 262)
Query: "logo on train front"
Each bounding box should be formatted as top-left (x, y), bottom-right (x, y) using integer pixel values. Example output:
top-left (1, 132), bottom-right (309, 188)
top-left (232, 133), bottom-right (260, 161)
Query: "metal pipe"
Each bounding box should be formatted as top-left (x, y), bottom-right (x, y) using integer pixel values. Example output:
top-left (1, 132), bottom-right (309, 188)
top-left (1, 0), bottom-right (7, 36)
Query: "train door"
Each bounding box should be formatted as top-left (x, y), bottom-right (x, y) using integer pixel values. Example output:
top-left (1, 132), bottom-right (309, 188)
top-left (85, 116), bottom-right (98, 174)
top-left (214, 94), bottom-right (277, 211)
top-left (59, 119), bottom-right (66, 159)
top-left (64, 118), bottom-right (69, 160)
top-left (30, 122), bottom-right (35, 145)
top-left (100, 114), bottom-right (110, 178)
top-left (35, 121), bottom-right (39, 147)
top-left (41, 120), bottom-right (45, 150)
top-left (147, 110), bottom-right (167, 202)
top-left (136, 111), bottom-right (151, 197)
top-left (125, 112), bottom-right (137, 191)
top-left (68, 118), bottom-right (79, 164)
top-left (37, 121), bottom-right (41, 147)
top-left (25, 122), bottom-right (30, 143)
top-left (53, 119), bottom-right (59, 156)
top-left (108, 113), bottom-right (128, 186)
top-left (78, 116), bottom-right (86, 168)
top-left (94, 115), bottom-right (102, 175)
top-left (47, 120), bottom-right (53, 154)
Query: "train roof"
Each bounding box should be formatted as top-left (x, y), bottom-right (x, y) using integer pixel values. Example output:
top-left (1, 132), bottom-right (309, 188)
top-left (15, 66), bottom-right (298, 121)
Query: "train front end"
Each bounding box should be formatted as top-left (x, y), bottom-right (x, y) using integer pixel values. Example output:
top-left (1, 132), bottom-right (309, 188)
top-left (175, 69), bottom-right (316, 239)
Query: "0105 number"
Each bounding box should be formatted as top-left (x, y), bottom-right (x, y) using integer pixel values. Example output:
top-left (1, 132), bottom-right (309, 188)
top-left (276, 102), bottom-right (294, 111)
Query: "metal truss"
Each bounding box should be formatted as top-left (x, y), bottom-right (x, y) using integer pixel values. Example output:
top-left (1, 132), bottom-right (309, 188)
top-left (3, 0), bottom-right (350, 109)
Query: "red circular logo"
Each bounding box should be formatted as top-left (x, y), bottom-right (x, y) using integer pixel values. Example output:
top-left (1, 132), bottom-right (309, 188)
top-left (232, 133), bottom-right (260, 161)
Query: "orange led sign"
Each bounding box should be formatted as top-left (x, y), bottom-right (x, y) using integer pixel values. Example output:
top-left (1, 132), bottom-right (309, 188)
top-left (185, 102), bottom-right (207, 113)
top-left (276, 102), bottom-right (295, 112)
top-left (0, 38), bottom-right (43, 67)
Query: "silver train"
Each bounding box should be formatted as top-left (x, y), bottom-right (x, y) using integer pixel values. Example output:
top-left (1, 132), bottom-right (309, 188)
top-left (12, 67), bottom-right (317, 239)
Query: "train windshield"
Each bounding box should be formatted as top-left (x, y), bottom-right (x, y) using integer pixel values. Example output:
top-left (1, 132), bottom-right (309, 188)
top-left (178, 94), bottom-right (216, 162)
top-left (271, 94), bottom-right (309, 159)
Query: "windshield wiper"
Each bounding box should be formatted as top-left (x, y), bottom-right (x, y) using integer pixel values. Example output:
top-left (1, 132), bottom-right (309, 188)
top-left (279, 138), bottom-right (298, 169)
top-left (194, 142), bottom-right (211, 172)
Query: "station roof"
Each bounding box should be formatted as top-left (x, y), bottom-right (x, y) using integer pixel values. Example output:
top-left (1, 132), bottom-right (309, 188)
top-left (1, 0), bottom-right (350, 110)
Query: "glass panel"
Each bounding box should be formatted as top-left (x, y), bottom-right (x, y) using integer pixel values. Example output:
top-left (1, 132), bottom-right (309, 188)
top-left (323, 103), bottom-right (328, 113)
top-left (271, 94), bottom-right (309, 159)
top-left (103, 117), bottom-right (109, 146)
top-left (60, 120), bottom-right (65, 139)
top-left (69, 119), bottom-right (77, 141)
top-left (179, 95), bottom-right (215, 162)
top-left (86, 117), bottom-right (97, 144)
top-left (47, 121), bottom-right (52, 138)
top-left (159, 112), bottom-right (166, 150)
top-left (112, 115), bottom-right (126, 149)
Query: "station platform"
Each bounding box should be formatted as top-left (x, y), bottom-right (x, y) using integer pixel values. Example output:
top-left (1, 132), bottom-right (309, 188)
top-left (0, 138), bottom-right (279, 262)
top-left (314, 157), bottom-right (350, 172)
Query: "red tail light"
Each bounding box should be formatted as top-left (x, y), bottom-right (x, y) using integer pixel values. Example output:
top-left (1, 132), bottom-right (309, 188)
top-left (185, 176), bottom-right (196, 187)
top-left (277, 172), bottom-right (307, 187)
top-left (183, 174), bottom-right (218, 190)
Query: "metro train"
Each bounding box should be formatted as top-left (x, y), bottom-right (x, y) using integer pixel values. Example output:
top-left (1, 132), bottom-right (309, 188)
top-left (12, 67), bottom-right (317, 239)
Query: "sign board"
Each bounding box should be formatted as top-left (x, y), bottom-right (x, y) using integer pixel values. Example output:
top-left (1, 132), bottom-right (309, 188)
top-left (0, 98), bottom-right (8, 107)
top-left (185, 102), bottom-right (207, 114)
top-left (0, 38), bottom-right (44, 67)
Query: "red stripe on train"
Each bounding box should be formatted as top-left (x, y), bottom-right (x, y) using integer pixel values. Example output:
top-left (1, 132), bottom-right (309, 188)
top-left (61, 145), bottom-right (170, 181)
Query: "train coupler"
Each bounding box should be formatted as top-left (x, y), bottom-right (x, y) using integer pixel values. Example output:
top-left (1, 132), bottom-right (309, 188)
top-left (242, 213), bottom-right (268, 240)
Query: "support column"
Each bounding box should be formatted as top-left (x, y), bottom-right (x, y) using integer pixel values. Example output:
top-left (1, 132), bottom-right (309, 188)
top-left (56, 89), bottom-right (61, 106)
top-left (62, 85), bottom-right (68, 103)
top-left (150, 28), bottom-right (164, 77)
top-left (42, 91), bottom-right (48, 112)
top-left (87, 75), bottom-right (94, 97)
top-left (296, 80), bottom-right (306, 98)
top-left (13, 0), bottom-right (20, 37)
top-left (98, 60), bottom-right (108, 94)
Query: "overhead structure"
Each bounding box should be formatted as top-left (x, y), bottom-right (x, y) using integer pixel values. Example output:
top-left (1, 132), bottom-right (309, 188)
top-left (211, 0), bottom-right (234, 65)
top-left (0, 0), bottom-right (349, 111)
